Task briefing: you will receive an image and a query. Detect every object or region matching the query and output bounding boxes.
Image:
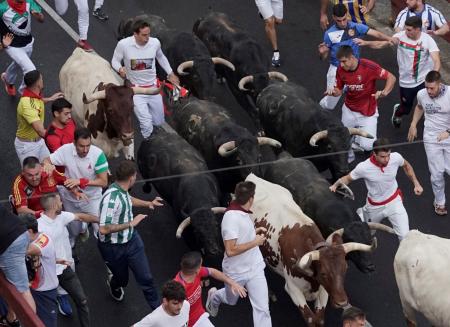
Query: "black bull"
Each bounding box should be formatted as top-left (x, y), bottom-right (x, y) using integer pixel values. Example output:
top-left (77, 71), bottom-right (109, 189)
top-left (256, 81), bottom-right (373, 181)
top-left (137, 128), bottom-right (224, 265)
top-left (117, 14), bottom-right (235, 100)
top-left (263, 152), bottom-right (396, 273)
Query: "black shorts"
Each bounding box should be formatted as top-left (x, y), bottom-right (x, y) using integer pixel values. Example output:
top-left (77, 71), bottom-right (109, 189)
top-left (396, 83), bottom-right (425, 117)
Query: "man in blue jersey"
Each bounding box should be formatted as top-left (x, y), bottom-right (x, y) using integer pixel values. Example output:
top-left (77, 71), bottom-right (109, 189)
top-left (318, 3), bottom-right (392, 110)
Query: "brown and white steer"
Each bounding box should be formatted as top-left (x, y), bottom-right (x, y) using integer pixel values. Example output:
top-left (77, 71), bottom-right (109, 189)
top-left (59, 48), bottom-right (159, 160)
top-left (246, 173), bottom-right (376, 326)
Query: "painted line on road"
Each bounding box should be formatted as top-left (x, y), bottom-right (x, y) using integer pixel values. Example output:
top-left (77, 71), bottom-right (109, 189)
top-left (35, 0), bottom-right (80, 42)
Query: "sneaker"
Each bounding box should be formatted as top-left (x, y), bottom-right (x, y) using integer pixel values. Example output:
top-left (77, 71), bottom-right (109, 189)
top-left (1, 73), bottom-right (16, 96)
top-left (205, 287), bottom-right (219, 317)
top-left (391, 104), bottom-right (402, 128)
top-left (77, 40), bottom-right (93, 52)
top-left (92, 7), bottom-right (108, 20)
top-left (57, 295), bottom-right (73, 317)
top-left (434, 203), bottom-right (447, 216)
top-left (271, 54), bottom-right (281, 67)
top-left (107, 276), bottom-right (124, 301)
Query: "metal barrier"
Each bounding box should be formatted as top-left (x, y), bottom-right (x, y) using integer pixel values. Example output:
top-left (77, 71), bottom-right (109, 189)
top-left (0, 271), bottom-right (44, 327)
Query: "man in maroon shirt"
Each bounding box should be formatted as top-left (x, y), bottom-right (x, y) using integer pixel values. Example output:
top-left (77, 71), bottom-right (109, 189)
top-left (325, 45), bottom-right (396, 161)
top-left (45, 98), bottom-right (76, 153)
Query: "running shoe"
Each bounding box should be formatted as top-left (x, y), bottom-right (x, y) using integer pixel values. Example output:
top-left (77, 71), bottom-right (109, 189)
top-left (205, 287), bottom-right (219, 317)
top-left (391, 104), bottom-right (402, 128)
top-left (77, 40), bottom-right (93, 52)
top-left (1, 73), bottom-right (16, 96)
top-left (57, 294), bottom-right (73, 317)
top-left (93, 7), bottom-right (108, 20)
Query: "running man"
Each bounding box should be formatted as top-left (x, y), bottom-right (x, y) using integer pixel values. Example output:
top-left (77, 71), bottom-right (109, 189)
top-left (255, 0), bottom-right (283, 66)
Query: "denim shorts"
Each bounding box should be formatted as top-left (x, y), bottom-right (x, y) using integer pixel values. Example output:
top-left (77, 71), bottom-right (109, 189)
top-left (0, 232), bottom-right (30, 292)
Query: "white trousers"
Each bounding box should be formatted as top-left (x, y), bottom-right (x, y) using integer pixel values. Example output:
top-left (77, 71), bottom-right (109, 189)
top-left (211, 268), bottom-right (271, 327)
top-left (193, 312), bottom-right (214, 327)
top-left (4, 39), bottom-right (35, 93)
top-left (94, 0), bottom-right (103, 9)
top-left (54, 0), bottom-right (89, 39)
top-left (358, 196), bottom-right (409, 240)
top-left (255, 0), bottom-right (283, 20)
top-left (424, 140), bottom-right (450, 206)
top-left (14, 138), bottom-right (50, 167)
top-left (319, 64), bottom-right (341, 110)
top-left (133, 94), bottom-right (165, 139)
top-left (341, 103), bottom-right (378, 151)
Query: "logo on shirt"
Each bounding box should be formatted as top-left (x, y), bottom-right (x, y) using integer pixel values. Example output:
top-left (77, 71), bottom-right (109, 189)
top-left (348, 84), bottom-right (364, 91)
top-left (130, 58), bottom-right (153, 71)
top-left (87, 163), bottom-right (92, 170)
top-left (348, 29), bottom-right (355, 37)
top-left (357, 75), bottom-right (362, 82)
top-left (35, 234), bottom-right (49, 248)
top-left (424, 103), bottom-right (441, 114)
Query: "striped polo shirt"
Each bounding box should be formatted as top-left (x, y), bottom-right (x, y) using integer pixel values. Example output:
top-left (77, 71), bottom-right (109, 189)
top-left (98, 183), bottom-right (134, 244)
top-left (333, 0), bottom-right (370, 25)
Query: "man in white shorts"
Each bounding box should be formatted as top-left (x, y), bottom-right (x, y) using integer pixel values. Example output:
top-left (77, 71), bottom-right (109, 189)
top-left (132, 280), bottom-right (190, 327)
top-left (330, 138), bottom-right (423, 241)
top-left (255, 0), bottom-right (283, 66)
top-left (206, 181), bottom-right (271, 327)
top-left (408, 70), bottom-right (450, 216)
top-left (394, 0), bottom-right (449, 37)
top-left (43, 127), bottom-right (108, 246)
top-left (112, 19), bottom-right (179, 140)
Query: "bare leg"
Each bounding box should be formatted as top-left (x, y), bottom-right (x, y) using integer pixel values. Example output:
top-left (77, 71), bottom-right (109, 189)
top-left (264, 17), bottom-right (278, 51)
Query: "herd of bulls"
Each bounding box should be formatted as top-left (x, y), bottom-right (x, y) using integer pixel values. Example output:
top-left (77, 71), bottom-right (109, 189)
top-left (55, 11), bottom-right (448, 327)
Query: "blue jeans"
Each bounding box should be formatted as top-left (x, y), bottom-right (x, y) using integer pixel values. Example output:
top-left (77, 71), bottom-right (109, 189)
top-left (97, 232), bottom-right (159, 309)
top-left (31, 288), bottom-right (57, 327)
top-left (0, 232), bottom-right (30, 292)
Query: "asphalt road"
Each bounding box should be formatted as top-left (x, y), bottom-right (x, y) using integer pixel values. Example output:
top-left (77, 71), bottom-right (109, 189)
top-left (0, 0), bottom-right (448, 326)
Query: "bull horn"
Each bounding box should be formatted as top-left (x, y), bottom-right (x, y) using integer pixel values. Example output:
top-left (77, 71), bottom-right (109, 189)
top-left (218, 141), bottom-right (237, 157)
top-left (211, 207), bottom-right (227, 214)
top-left (335, 183), bottom-right (355, 201)
top-left (257, 137), bottom-right (282, 148)
top-left (268, 71), bottom-right (288, 82)
top-left (309, 130), bottom-right (328, 147)
top-left (342, 239), bottom-right (377, 254)
top-left (326, 228), bottom-right (344, 244)
top-left (238, 75), bottom-right (254, 91)
top-left (367, 222), bottom-right (395, 234)
top-left (132, 86), bottom-right (160, 95)
top-left (348, 128), bottom-right (374, 139)
top-left (177, 60), bottom-right (194, 76)
top-left (298, 250), bottom-right (320, 271)
top-left (83, 90), bottom-right (106, 104)
top-left (212, 57), bottom-right (235, 71)
top-left (176, 217), bottom-right (191, 239)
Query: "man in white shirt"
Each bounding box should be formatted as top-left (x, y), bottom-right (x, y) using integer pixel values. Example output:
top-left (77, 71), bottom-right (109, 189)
top-left (43, 127), bottom-right (108, 246)
top-left (133, 280), bottom-right (190, 327)
top-left (394, 0), bottom-right (449, 37)
top-left (330, 138), bottom-right (423, 240)
top-left (38, 192), bottom-right (98, 327)
top-left (205, 181), bottom-right (271, 327)
top-left (111, 19), bottom-right (180, 140)
top-left (355, 15), bottom-right (441, 128)
top-left (408, 70), bottom-right (450, 216)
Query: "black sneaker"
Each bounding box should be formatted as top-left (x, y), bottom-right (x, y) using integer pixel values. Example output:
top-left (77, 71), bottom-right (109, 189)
top-left (391, 104), bottom-right (402, 128)
top-left (107, 277), bottom-right (124, 301)
top-left (93, 7), bottom-right (108, 20)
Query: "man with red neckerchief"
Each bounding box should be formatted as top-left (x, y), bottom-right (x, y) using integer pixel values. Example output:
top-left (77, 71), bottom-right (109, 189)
top-left (14, 70), bottom-right (63, 166)
top-left (330, 138), bottom-right (423, 241)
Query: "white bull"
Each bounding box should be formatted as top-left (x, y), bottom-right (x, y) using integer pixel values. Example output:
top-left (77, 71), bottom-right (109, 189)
top-left (59, 48), bottom-right (159, 159)
top-left (394, 230), bottom-right (450, 327)
top-left (246, 173), bottom-right (375, 326)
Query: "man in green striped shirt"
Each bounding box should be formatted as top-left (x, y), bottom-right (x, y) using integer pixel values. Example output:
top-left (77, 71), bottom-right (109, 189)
top-left (97, 160), bottom-right (163, 309)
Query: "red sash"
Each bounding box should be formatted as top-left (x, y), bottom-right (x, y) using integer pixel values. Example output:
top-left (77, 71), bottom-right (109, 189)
top-left (368, 188), bottom-right (402, 206)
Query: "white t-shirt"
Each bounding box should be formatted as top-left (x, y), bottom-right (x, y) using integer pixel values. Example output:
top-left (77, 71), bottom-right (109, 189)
top-left (111, 36), bottom-right (173, 87)
top-left (38, 212), bottom-right (76, 275)
top-left (221, 209), bottom-right (265, 276)
top-left (393, 31), bottom-right (439, 88)
top-left (134, 300), bottom-right (190, 327)
top-left (417, 85), bottom-right (450, 143)
top-left (31, 233), bottom-right (59, 292)
top-left (50, 143), bottom-right (108, 201)
top-left (394, 4), bottom-right (447, 32)
top-left (350, 152), bottom-right (405, 203)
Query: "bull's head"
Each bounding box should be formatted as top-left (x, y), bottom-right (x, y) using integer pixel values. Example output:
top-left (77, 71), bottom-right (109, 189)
top-left (238, 72), bottom-right (288, 99)
top-left (176, 207), bottom-right (225, 257)
top-left (177, 56), bottom-right (235, 100)
top-left (309, 126), bottom-right (374, 181)
top-left (83, 83), bottom-right (159, 146)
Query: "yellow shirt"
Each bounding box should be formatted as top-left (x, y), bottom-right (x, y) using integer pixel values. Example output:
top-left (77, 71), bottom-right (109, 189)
top-left (16, 95), bottom-right (45, 140)
top-left (333, 0), bottom-right (370, 25)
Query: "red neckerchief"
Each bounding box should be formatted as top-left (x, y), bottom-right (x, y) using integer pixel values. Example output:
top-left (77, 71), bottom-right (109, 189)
top-left (369, 154), bottom-right (388, 172)
top-left (7, 0), bottom-right (27, 15)
top-left (22, 88), bottom-right (43, 100)
top-left (226, 201), bottom-right (253, 214)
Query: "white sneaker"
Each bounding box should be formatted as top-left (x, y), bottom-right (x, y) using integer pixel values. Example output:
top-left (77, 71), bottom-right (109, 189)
top-left (205, 287), bottom-right (219, 317)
